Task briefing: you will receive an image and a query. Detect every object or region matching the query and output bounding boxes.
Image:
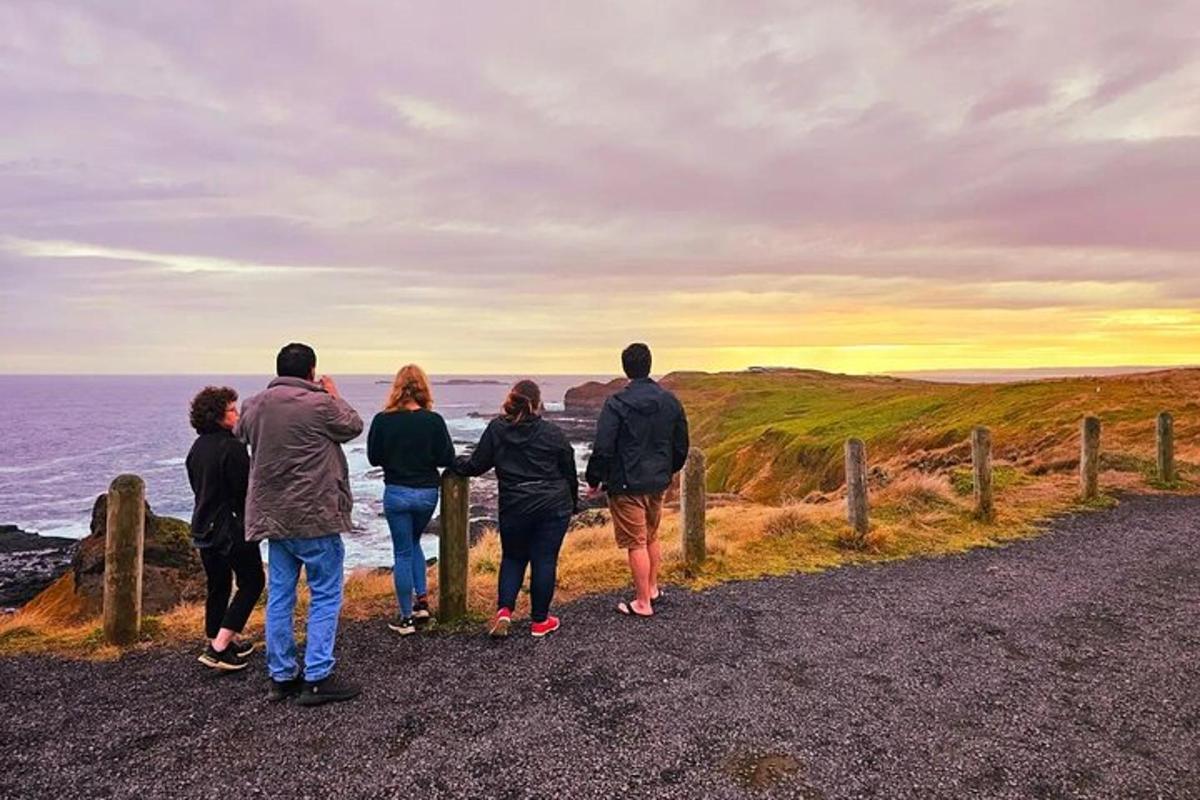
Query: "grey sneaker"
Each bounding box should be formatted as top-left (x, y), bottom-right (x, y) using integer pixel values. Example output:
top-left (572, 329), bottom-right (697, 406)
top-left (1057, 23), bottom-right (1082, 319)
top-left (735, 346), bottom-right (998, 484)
top-left (387, 616), bottom-right (417, 636)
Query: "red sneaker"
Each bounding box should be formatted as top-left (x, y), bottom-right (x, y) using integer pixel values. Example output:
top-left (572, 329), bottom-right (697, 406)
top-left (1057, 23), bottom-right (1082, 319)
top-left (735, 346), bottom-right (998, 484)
top-left (530, 615), bottom-right (560, 638)
top-left (489, 608), bottom-right (512, 638)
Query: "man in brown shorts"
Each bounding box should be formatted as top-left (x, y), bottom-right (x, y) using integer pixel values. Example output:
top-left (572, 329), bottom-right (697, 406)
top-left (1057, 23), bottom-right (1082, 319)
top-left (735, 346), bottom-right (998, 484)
top-left (585, 343), bottom-right (689, 617)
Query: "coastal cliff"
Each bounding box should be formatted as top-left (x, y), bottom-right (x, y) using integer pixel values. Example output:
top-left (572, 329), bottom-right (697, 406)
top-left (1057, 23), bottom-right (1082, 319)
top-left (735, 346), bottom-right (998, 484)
top-left (656, 367), bottom-right (1200, 503)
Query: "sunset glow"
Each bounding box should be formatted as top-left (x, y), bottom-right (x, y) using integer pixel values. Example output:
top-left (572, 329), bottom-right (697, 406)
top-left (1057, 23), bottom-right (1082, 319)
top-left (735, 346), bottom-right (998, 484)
top-left (2, 2), bottom-right (1197, 374)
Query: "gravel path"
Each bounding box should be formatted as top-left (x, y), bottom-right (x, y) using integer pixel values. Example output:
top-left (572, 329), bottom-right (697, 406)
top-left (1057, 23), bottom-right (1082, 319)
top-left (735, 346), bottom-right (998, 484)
top-left (2, 494), bottom-right (1198, 799)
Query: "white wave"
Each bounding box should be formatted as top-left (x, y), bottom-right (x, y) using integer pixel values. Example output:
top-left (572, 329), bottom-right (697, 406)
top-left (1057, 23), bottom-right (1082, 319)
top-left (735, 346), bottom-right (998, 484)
top-left (0, 443), bottom-right (137, 474)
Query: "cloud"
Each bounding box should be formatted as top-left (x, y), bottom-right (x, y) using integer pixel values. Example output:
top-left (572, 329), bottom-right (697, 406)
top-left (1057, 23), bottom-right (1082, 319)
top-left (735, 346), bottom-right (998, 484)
top-left (1, 0), bottom-right (1197, 372)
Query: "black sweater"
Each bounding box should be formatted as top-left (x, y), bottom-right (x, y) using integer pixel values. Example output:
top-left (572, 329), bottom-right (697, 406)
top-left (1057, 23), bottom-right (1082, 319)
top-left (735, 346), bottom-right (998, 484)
top-left (452, 416), bottom-right (579, 517)
top-left (367, 409), bottom-right (456, 488)
top-left (185, 430), bottom-right (251, 551)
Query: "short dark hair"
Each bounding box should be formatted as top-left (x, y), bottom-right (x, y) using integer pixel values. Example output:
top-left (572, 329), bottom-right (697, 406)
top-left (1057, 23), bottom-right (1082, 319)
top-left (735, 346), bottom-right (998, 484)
top-left (276, 342), bottom-right (317, 379)
top-left (621, 343), bottom-right (652, 379)
top-left (189, 386), bottom-right (238, 434)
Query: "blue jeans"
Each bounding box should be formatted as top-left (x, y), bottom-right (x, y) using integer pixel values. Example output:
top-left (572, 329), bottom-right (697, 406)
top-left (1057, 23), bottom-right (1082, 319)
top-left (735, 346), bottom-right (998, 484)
top-left (383, 484), bottom-right (439, 617)
top-left (497, 511), bottom-right (569, 622)
top-left (266, 535), bottom-right (344, 683)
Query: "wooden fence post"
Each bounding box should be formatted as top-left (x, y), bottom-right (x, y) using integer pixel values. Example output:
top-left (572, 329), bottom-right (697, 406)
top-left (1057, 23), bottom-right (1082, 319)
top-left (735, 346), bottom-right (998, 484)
top-left (438, 472), bottom-right (470, 623)
top-left (845, 438), bottom-right (869, 544)
top-left (971, 426), bottom-right (994, 522)
top-left (1081, 416), bottom-right (1101, 501)
top-left (103, 474), bottom-right (145, 646)
top-left (681, 448), bottom-right (707, 575)
top-left (1157, 411), bottom-right (1175, 484)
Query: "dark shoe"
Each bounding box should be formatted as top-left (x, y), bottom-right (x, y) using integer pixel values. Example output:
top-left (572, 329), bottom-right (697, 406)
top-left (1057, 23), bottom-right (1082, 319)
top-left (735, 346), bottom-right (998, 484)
top-left (412, 596), bottom-right (431, 621)
top-left (296, 674), bottom-right (361, 707)
top-left (387, 616), bottom-right (417, 636)
top-left (198, 644), bottom-right (249, 672)
top-left (267, 676), bottom-right (303, 702)
top-left (231, 638), bottom-right (257, 658)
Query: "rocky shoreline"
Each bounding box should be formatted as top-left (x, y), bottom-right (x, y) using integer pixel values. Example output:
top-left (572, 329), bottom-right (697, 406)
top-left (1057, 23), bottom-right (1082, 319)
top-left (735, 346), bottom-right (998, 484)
top-left (0, 525), bottom-right (78, 610)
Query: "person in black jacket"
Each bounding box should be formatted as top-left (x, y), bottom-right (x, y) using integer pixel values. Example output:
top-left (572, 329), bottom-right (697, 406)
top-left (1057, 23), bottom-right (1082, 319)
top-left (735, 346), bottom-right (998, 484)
top-left (452, 380), bottom-right (579, 638)
top-left (186, 386), bottom-right (265, 671)
top-left (585, 343), bottom-right (689, 619)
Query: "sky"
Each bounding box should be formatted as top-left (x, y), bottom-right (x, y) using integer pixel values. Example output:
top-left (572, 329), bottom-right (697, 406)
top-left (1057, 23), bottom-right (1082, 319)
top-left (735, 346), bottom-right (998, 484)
top-left (1, 0), bottom-right (1198, 375)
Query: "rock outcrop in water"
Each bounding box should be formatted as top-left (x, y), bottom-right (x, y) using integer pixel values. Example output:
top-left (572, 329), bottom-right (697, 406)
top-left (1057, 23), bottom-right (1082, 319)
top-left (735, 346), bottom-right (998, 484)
top-left (0, 525), bottom-right (78, 608)
top-left (563, 377), bottom-right (627, 415)
top-left (70, 495), bottom-right (207, 615)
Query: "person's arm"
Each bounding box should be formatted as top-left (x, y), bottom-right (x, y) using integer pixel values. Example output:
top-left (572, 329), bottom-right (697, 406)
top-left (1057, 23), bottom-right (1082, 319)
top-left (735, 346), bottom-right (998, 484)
top-left (585, 399), bottom-right (619, 488)
top-left (322, 395), bottom-right (364, 443)
top-left (671, 401), bottom-right (690, 474)
top-left (223, 438), bottom-right (251, 515)
top-left (366, 415), bottom-right (383, 466)
top-left (452, 421), bottom-right (497, 477)
top-left (435, 414), bottom-right (456, 467)
top-left (558, 434), bottom-right (581, 514)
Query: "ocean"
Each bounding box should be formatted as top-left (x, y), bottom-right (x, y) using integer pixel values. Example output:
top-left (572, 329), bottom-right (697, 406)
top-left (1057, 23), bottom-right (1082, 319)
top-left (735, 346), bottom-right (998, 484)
top-left (0, 375), bottom-right (602, 568)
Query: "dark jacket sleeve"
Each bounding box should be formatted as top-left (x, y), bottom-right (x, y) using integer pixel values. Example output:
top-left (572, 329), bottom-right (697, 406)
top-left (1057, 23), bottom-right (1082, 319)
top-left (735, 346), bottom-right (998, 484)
top-left (671, 400), bottom-right (690, 474)
top-left (435, 414), bottom-right (456, 467)
top-left (366, 415), bottom-right (382, 467)
top-left (558, 433), bottom-right (580, 513)
top-left (453, 421), bottom-right (497, 477)
top-left (585, 398), bottom-right (620, 488)
top-left (223, 437), bottom-right (251, 517)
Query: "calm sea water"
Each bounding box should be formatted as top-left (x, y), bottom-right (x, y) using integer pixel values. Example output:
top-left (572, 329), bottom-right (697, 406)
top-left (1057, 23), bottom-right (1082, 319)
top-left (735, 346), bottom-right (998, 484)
top-left (0, 375), bottom-right (601, 568)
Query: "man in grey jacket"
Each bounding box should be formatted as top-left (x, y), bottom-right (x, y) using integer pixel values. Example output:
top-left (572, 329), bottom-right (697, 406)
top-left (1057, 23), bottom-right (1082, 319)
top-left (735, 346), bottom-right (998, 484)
top-left (237, 342), bottom-right (364, 705)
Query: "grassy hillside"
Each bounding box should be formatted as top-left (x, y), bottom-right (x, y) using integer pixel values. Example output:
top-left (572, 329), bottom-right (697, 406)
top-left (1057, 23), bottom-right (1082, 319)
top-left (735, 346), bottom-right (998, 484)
top-left (666, 368), bottom-right (1200, 502)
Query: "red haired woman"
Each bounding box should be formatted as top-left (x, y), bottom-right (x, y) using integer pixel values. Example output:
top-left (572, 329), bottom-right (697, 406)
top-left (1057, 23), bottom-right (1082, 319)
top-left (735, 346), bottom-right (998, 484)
top-left (367, 364), bottom-right (456, 635)
top-left (452, 380), bottom-right (579, 637)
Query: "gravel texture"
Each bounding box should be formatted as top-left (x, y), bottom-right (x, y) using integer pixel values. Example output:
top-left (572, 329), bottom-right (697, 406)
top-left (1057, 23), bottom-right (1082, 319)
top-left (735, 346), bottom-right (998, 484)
top-left (2, 494), bottom-right (1198, 799)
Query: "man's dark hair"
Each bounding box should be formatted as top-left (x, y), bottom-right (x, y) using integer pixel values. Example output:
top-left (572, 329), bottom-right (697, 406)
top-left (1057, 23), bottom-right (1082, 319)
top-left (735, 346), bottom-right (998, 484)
top-left (189, 386), bottom-right (238, 434)
top-left (621, 342), bottom-right (652, 380)
top-left (276, 342), bottom-right (317, 379)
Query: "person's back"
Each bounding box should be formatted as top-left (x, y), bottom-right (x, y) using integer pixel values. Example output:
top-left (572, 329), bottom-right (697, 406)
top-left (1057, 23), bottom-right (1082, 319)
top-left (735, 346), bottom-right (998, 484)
top-left (366, 364), bottom-right (455, 634)
top-left (240, 377), bottom-right (361, 542)
top-left (237, 342), bottom-right (364, 707)
top-left (589, 378), bottom-right (687, 495)
top-left (585, 343), bottom-right (689, 619)
top-left (454, 380), bottom-right (578, 637)
top-left (475, 414), bottom-right (578, 517)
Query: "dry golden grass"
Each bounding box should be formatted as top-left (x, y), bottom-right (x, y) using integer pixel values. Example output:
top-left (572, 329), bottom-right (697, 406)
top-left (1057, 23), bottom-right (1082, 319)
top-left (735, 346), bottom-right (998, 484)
top-left (2, 458), bottom-right (1195, 659)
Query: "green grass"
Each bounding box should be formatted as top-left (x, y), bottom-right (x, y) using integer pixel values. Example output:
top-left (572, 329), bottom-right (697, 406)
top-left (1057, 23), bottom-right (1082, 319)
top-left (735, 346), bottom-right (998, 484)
top-left (665, 368), bottom-right (1200, 502)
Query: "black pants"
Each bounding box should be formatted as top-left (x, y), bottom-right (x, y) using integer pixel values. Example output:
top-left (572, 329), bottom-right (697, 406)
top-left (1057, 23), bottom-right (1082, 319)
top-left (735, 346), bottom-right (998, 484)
top-left (497, 511), bottom-right (570, 623)
top-left (200, 543), bottom-right (265, 639)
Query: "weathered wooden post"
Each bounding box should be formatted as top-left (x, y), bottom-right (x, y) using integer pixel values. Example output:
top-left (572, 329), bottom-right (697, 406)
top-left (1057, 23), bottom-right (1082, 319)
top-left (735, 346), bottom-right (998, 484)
top-left (680, 447), bottom-right (707, 574)
top-left (103, 474), bottom-right (145, 646)
top-left (1157, 411), bottom-right (1175, 484)
top-left (972, 426), bottom-right (994, 522)
top-left (438, 471), bottom-right (470, 623)
top-left (844, 438), bottom-right (869, 544)
top-left (1080, 416), bottom-right (1101, 501)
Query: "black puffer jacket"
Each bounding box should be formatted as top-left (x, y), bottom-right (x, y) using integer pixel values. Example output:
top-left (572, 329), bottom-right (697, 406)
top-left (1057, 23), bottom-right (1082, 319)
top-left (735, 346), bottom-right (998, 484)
top-left (185, 430), bottom-right (251, 553)
top-left (585, 378), bottom-right (689, 495)
top-left (453, 416), bottom-right (580, 518)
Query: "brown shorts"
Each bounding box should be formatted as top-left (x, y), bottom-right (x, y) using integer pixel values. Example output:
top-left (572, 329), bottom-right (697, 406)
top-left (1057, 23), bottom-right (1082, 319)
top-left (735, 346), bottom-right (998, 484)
top-left (609, 492), bottom-right (664, 550)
